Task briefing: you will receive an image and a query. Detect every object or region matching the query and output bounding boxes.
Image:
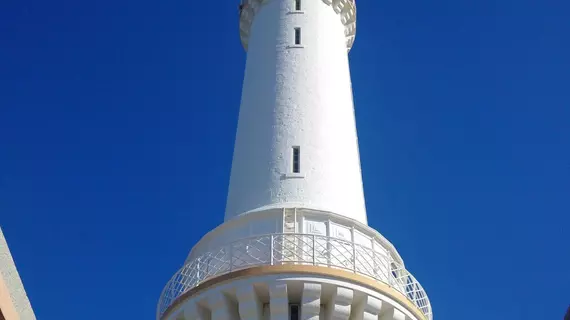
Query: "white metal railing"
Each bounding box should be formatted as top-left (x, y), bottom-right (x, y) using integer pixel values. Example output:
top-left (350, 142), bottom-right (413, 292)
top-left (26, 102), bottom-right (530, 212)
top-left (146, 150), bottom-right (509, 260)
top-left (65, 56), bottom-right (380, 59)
top-left (157, 233), bottom-right (432, 320)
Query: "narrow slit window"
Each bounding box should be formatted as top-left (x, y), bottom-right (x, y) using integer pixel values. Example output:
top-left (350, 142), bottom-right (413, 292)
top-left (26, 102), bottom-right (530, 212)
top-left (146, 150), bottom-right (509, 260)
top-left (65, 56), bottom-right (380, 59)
top-left (294, 28), bottom-right (301, 45)
top-left (290, 304), bottom-right (299, 320)
top-left (294, 0), bottom-right (301, 11)
top-left (292, 146), bottom-right (300, 173)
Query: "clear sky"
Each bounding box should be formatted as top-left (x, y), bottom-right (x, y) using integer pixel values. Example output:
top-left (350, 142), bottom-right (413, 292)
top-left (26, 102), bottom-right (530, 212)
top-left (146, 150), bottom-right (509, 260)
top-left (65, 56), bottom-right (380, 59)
top-left (1, 0), bottom-right (569, 319)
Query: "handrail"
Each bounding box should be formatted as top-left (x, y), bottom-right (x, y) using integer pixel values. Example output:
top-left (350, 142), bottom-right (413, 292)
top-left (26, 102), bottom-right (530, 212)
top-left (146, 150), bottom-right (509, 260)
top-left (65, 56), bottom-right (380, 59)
top-left (157, 233), bottom-right (431, 320)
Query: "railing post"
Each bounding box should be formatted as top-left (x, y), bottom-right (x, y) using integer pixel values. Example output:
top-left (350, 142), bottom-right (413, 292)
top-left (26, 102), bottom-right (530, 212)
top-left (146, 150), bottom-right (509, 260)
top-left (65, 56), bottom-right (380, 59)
top-left (312, 234), bottom-right (316, 265)
top-left (352, 241), bottom-right (356, 273)
top-left (371, 249), bottom-right (376, 278)
top-left (196, 258), bottom-right (201, 283)
top-left (270, 234), bottom-right (274, 265)
top-left (387, 256), bottom-right (393, 287)
top-left (229, 244), bottom-right (233, 272)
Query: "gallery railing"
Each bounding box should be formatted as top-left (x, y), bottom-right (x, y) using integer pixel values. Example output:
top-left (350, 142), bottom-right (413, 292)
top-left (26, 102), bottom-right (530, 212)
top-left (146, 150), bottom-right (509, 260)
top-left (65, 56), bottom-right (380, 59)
top-left (158, 233), bottom-right (432, 320)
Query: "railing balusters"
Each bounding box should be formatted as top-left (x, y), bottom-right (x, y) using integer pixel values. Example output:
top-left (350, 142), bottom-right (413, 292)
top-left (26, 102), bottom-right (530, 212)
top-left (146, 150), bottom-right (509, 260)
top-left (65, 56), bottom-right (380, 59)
top-left (352, 240), bottom-right (356, 273)
top-left (158, 233), bottom-right (431, 320)
top-left (270, 234), bottom-right (274, 265)
top-left (312, 234), bottom-right (316, 265)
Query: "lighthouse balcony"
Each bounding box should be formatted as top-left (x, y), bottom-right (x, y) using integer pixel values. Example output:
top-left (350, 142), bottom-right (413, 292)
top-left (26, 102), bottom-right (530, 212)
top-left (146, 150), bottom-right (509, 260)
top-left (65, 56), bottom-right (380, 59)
top-left (238, 0), bottom-right (356, 51)
top-left (158, 231), bottom-right (432, 320)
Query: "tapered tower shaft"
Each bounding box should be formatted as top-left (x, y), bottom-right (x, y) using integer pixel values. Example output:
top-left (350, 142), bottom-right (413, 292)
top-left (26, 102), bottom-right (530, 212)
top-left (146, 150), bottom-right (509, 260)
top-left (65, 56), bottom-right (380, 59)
top-left (227, 0), bottom-right (363, 223)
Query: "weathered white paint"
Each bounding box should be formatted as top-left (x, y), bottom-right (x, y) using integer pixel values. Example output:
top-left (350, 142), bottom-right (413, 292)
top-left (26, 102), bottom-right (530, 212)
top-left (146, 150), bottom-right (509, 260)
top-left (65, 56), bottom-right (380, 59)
top-left (269, 283), bottom-right (289, 320)
top-left (352, 296), bottom-right (383, 320)
top-left (178, 301), bottom-right (208, 320)
top-left (325, 287), bottom-right (353, 320)
top-left (165, 273), bottom-right (420, 320)
top-left (380, 307), bottom-right (407, 320)
top-left (209, 294), bottom-right (229, 320)
top-left (237, 285), bottom-right (263, 320)
top-left (301, 283), bottom-right (321, 320)
top-left (225, 0), bottom-right (367, 224)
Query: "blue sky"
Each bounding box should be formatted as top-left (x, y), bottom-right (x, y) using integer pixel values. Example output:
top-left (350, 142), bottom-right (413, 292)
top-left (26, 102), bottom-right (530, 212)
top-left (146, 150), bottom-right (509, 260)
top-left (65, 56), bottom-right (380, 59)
top-left (1, 0), bottom-right (569, 319)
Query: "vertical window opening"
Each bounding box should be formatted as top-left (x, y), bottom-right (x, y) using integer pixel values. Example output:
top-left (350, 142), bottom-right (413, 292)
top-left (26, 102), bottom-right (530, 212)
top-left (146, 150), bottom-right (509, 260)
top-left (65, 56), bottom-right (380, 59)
top-left (289, 304), bottom-right (299, 320)
top-left (294, 0), bottom-right (301, 11)
top-left (292, 146), bottom-right (300, 173)
top-left (294, 28), bottom-right (301, 45)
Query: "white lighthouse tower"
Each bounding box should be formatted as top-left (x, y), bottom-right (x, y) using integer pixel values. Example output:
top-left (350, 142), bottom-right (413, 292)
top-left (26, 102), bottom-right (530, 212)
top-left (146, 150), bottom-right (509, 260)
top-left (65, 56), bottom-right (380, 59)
top-left (157, 0), bottom-right (432, 319)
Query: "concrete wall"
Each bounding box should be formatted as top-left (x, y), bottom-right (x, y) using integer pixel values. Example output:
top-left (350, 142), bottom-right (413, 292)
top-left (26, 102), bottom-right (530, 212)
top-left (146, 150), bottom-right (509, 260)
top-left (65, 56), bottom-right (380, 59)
top-left (0, 228), bottom-right (36, 320)
top-left (226, 0), bottom-right (367, 224)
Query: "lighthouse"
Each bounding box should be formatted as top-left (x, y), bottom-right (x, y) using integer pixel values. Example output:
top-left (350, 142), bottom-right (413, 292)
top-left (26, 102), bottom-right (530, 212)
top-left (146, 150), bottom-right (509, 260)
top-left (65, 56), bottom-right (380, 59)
top-left (157, 0), bottom-right (432, 318)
